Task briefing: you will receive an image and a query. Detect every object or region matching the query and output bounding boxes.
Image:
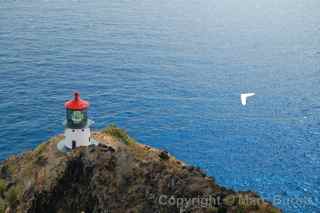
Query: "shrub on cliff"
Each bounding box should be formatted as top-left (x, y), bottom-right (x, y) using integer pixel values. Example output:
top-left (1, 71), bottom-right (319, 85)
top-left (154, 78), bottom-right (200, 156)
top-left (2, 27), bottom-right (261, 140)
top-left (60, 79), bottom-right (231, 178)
top-left (0, 179), bottom-right (5, 196)
top-left (5, 185), bottom-right (21, 207)
top-left (103, 124), bottom-right (136, 145)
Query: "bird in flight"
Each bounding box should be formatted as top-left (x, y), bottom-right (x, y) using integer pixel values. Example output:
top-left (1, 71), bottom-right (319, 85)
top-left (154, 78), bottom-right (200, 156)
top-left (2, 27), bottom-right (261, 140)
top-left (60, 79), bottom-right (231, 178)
top-left (241, 93), bottom-right (255, 106)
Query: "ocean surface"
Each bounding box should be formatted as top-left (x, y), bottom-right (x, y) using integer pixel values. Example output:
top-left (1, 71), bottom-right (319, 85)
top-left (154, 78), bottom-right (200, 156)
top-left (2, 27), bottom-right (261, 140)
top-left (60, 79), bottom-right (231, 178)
top-left (0, 0), bottom-right (319, 212)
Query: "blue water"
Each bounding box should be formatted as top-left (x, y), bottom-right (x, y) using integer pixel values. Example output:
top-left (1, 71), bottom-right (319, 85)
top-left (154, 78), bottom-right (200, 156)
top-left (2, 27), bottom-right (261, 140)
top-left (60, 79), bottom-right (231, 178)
top-left (0, 0), bottom-right (319, 212)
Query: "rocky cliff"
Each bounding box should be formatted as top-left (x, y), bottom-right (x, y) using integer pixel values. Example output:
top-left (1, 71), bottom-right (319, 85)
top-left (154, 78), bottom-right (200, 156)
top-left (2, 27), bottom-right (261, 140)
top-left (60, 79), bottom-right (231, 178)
top-left (0, 125), bottom-right (281, 213)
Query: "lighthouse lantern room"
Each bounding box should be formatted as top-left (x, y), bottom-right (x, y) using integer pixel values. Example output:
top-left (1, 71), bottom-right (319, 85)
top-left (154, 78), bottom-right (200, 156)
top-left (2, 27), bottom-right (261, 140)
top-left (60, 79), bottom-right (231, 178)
top-left (63, 92), bottom-right (93, 149)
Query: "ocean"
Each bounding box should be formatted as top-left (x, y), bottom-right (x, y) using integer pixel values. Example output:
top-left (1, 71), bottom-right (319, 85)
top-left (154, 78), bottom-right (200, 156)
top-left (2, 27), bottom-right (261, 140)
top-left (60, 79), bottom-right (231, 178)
top-left (0, 0), bottom-right (319, 212)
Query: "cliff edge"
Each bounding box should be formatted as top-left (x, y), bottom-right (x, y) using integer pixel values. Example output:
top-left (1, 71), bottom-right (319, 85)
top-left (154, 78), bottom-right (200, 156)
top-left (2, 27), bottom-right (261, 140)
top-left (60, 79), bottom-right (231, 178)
top-left (0, 125), bottom-right (281, 213)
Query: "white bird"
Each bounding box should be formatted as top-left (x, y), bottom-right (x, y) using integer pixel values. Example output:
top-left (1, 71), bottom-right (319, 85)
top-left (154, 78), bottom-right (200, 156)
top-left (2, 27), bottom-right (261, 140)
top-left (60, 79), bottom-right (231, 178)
top-left (240, 93), bottom-right (255, 106)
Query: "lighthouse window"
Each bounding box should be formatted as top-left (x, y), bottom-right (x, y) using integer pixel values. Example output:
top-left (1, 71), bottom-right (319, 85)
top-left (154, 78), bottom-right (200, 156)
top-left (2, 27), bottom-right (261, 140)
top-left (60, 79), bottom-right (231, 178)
top-left (66, 109), bottom-right (88, 128)
top-left (71, 111), bottom-right (84, 124)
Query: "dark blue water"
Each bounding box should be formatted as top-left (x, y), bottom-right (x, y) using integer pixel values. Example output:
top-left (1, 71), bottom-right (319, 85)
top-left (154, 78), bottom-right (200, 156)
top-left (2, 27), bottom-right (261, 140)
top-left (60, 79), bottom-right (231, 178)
top-left (0, 0), bottom-right (319, 212)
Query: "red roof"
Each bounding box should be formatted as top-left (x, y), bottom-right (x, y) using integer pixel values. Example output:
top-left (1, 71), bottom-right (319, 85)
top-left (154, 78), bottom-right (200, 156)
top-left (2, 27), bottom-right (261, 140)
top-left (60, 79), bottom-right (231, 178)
top-left (65, 92), bottom-right (89, 110)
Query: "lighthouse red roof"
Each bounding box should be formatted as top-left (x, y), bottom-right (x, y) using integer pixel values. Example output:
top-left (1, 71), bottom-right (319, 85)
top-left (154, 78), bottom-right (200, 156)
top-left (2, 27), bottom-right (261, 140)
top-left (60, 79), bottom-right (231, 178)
top-left (65, 92), bottom-right (89, 110)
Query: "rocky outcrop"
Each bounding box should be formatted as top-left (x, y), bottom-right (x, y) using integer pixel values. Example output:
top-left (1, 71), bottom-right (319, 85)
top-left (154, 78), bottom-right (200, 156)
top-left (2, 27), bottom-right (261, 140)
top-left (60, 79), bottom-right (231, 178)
top-left (0, 125), bottom-right (281, 213)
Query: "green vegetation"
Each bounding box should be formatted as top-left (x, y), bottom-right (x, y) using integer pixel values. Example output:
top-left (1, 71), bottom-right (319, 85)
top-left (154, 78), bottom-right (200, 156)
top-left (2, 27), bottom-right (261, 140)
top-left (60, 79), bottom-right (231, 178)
top-left (268, 207), bottom-right (281, 213)
top-left (6, 164), bottom-right (16, 176)
top-left (0, 179), bottom-right (6, 196)
top-left (206, 207), bottom-right (218, 213)
top-left (159, 151), bottom-right (170, 161)
top-left (34, 142), bottom-right (47, 155)
top-left (236, 207), bottom-right (246, 213)
top-left (35, 155), bottom-right (48, 167)
top-left (5, 185), bottom-right (21, 207)
top-left (0, 199), bottom-right (6, 213)
top-left (103, 124), bottom-right (136, 145)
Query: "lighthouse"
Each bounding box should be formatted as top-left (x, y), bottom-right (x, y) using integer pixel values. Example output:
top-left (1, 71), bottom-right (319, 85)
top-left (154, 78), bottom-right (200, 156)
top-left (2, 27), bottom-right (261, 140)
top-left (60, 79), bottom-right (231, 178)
top-left (60, 92), bottom-right (95, 150)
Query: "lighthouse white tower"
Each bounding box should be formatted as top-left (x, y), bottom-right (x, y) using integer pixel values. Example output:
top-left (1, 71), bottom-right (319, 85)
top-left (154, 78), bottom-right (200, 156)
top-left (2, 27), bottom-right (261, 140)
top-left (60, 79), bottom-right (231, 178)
top-left (63, 92), bottom-right (93, 149)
